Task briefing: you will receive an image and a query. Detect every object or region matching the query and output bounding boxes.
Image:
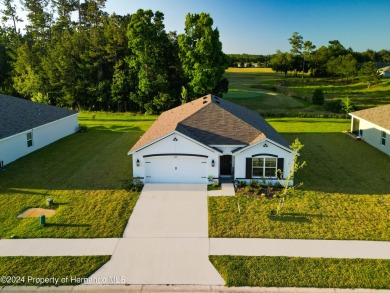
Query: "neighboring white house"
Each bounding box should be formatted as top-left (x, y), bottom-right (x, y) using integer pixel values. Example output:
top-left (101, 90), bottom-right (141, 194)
top-left (349, 104), bottom-right (390, 156)
top-left (378, 66), bottom-right (390, 77)
top-left (128, 94), bottom-right (294, 185)
top-left (0, 94), bottom-right (79, 166)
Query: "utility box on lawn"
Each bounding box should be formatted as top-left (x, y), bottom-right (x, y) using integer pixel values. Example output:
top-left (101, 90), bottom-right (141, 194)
top-left (40, 215), bottom-right (46, 226)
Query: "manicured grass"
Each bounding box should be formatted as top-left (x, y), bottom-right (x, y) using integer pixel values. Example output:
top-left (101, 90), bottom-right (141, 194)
top-left (224, 69), bottom-right (318, 114)
top-left (209, 118), bottom-right (390, 240)
top-left (0, 256), bottom-right (110, 286)
top-left (224, 67), bottom-right (390, 112)
top-left (267, 117), bottom-right (350, 133)
top-left (210, 256), bottom-right (390, 289)
top-left (209, 191), bottom-right (389, 240)
top-left (285, 77), bottom-right (390, 109)
top-left (0, 112), bottom-right (156, 238)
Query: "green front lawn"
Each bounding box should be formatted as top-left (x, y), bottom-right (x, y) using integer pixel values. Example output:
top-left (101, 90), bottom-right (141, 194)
top-left (209, 118), bottom-right (390, 240)
top-left (0, 112), bottom-right (156, 238)
top-left (0, 256), bottom-right (110, 286)
top-left (210, 256), bottom-right (390, 289)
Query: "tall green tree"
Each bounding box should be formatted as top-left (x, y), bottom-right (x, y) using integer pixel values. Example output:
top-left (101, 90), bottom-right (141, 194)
top-left (359, 61), bottom-right (380, 88)
top-left (20, 0), bottom-right (51, 41)
top-left (178, 12), bottom-right (228, 99)
top-left (12, 42), bottom-right (44, 98)
top-left (1, 0), bottom-right (22, 33)
top-left (310, 46), bottom-right (329, 76)
top-left (340, 54), bottom-right (357, 83)
top-left (127, 9), bottom-right (180, 113)
top-left (51, 0), bottom-right (77, 32)
top-left (288, 32), bottom-right (315, 82)
top-left (270, 50), bottom-right (292, 76)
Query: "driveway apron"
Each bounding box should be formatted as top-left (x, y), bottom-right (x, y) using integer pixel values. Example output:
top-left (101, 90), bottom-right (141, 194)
top-left (89, 184), bottom-right (224, 285)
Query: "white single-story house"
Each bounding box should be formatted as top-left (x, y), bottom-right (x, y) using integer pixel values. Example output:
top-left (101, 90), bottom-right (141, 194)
top-left (378, 66), bottom-right (390, 77)
top-left (349, 104), bottom-right (390, 156)
top-left (128, 94), bottom-right (294, 185)
top-left (0, 94), bottom-right (79, 166)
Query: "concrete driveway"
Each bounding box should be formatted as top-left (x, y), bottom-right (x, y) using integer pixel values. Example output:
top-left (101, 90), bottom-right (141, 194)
top-left (123, 184), bottom-right (208, 238)
top-left (89, 184), bottom-right (224, 285)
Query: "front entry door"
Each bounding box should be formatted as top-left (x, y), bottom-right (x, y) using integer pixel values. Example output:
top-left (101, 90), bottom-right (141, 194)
top-left (220, 155), bottom-right (232, 176)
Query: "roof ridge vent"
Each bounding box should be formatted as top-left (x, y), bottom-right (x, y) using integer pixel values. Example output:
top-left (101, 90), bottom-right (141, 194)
top-left (203, 96), bottom-right (207, 100)
top-left (203, 100), bottom-right (208, 104)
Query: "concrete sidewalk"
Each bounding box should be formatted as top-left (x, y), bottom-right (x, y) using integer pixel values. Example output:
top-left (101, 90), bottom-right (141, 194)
top-left (2, 237), bottom-right (389, 260)
top-left (210, 238), bottom-right (390, 259)
top-left (0, 238), bottom-right (119, 256)
top-left (208, 183), bottom-right (235, 196)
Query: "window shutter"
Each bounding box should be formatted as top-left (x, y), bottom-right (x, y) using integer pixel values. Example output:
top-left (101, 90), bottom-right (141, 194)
top-left (277, 158), bottom-right (284, 179)
top-left (246, 158), bottom-right (252, 179)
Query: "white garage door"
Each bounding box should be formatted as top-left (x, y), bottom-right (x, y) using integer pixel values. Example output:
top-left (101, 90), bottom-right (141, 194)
top-left (144, 156), bottom-right (207, 183)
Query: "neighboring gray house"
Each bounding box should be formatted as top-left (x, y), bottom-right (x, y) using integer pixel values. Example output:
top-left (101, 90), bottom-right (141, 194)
top-left (129, 94), bottom-right (294, 185)
top-left (0, 94), bottom-right (79, 166)
top-left (349, 104), bottom-right (390, 156)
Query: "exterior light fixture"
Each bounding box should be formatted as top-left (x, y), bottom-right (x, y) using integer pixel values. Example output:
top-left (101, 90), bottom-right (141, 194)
top-left (211, 159), bottom-right (215, 167)
top-left (136, 159), bottom-right (140, 167)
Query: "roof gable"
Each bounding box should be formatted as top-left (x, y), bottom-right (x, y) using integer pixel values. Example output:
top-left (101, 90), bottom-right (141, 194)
top-left (0, 94), bottom-right (77, 140)
top-left (350, 104), bottom-right (390, 131)
top-left (130, 94), bottom-right (290, 152)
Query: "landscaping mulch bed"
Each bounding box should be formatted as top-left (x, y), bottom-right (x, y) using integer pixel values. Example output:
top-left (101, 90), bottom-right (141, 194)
top-left (235, 184), bottom-right (283, 199)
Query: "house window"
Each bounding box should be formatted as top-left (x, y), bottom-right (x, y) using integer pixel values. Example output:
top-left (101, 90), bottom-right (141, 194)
top-left (27, 132), bottom-right (33, 147)
top-left (381, 131), bottom-right (386, 146)
top-left (252, 157), bottom-right (277, 178)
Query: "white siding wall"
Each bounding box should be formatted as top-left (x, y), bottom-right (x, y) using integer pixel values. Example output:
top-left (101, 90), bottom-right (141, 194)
top-left (358, 119), bottom-right (390, 156)
top-left (131, 132), bottom-right (220, 182)
top-left (234, 139), bottom-right (294, 186)
top-left (0, 114), bottom-right (79, 166)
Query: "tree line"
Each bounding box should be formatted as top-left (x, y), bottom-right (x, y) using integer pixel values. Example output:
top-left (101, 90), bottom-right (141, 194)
top-left (270, 32), bottom-right (389, 88)
top-left (0, 0), bottom-right (228, 113)
top-left (227, 54), bottom-right (270, 68)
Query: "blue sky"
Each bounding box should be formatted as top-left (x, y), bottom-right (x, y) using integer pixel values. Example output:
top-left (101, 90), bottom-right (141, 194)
top-left (6, 0), bottom-right (389, 54)
top-left (103, 0), bottom-right (390, 54)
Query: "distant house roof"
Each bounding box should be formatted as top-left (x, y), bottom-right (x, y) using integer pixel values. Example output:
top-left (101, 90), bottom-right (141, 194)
top-left (378, 66), bottom-right (390, 73)
top-left (349, 104), bottom-right (390, 131)
top-left (0, 94), bottom-right (78, 140)
top-left (130, 94), bottom-right (290, 152)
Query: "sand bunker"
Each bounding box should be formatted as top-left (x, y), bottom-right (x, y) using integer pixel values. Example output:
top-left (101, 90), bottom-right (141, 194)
top-left (18, 208), bottom-right (55, 218)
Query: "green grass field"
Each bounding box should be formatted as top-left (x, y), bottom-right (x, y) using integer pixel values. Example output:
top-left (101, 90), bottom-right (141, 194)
top-left (0, 256), bottom-right (110, 286)
top-left (0, 112), bottom-right (156, 238)
top-left (224, 68), bottom-right (319, 114)
top-left (210, 256), bottom-right (390, 289)
top-left (209, 118), bottom-right (390, 240)
top-left (224, 67), bottom-right (390, 113)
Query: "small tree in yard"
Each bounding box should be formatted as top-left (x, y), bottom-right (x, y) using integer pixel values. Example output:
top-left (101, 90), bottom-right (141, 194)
top-left (276, 138), bottom-right (306, 216)
top-left (342, 97), bottom-right (354, 114)
top-left (312, 88), bottom-right (324, 105)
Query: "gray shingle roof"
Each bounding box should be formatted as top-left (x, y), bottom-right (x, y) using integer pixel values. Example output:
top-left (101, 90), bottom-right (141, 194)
top-left (349, 104), bottom-right (390, 131)
top-left (130, 94), bottom-right (290, 152)
top-left (0, 94), bottom-right (78, 140)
